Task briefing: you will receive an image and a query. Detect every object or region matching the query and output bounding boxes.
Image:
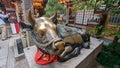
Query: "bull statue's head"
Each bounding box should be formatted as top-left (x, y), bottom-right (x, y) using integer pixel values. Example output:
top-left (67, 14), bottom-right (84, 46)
top-left (28, 10), bottom-right (65, 55)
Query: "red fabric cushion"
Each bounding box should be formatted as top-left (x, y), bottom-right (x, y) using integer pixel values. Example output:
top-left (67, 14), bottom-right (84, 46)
top-left (34, 49), bottom-right (58, 65)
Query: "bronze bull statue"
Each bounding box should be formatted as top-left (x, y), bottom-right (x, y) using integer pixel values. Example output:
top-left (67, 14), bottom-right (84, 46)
top-left (27, 10), bottom-right (90, 63)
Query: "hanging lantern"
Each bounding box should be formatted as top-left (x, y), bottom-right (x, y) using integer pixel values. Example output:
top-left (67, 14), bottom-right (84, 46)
top-left (33, 0), bottom-right (44, 9)
top-left (59, 0), bottom-right (71, 4)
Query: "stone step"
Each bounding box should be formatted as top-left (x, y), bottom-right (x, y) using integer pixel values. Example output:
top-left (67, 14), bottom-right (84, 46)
top-left (24, 37), bottom-right (103, 68)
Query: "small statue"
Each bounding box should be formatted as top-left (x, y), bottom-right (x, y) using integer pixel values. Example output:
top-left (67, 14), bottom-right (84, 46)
top-left (27, 10), bottom-right (90, 64)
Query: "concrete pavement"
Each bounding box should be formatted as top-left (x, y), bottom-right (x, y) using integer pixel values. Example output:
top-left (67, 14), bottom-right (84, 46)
top-left (0, 34), bottom-right (29, 68)
top-left (0, 36), bottom-right (9, 68)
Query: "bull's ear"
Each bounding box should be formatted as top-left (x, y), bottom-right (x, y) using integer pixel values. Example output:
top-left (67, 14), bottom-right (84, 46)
top-left (49, 11), bottom-right (57, 21)
top-left (28, 10), bottom-right (35, 26)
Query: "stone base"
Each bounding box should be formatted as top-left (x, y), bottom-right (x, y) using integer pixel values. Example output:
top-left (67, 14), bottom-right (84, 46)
top-left (24, 37), bottom-right (103, 68)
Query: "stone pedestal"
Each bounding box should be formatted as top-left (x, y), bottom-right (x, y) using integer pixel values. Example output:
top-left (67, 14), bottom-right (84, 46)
top-left (24, 37), bottom-right (103, 68)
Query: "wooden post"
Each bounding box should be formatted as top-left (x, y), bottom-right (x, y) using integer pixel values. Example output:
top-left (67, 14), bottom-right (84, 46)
top-left (65, 3), bottom-right (69, 24)
top-left (105, 11), bottom-right (110, 28)
top-left (11, 2), bottom-right (20, 22)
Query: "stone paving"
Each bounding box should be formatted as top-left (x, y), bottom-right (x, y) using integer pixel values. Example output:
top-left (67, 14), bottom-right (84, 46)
top-left (8, 34), bottom-right (29, 68)
top-left (0, 34), bottom-right (29, 68)
top-left (0, 36), bottom-right (9, 68)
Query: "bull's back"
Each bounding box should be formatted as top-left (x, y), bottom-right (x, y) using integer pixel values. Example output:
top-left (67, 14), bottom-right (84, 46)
top-left (63, 34), bottom-right (83, 44)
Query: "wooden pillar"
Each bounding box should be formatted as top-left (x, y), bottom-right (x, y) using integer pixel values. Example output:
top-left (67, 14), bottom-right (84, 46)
top-left (21, 0), bottom-right (33, 25)
top-left (105, 11), bottom-right (110, 28)
top-left (66, 4), bottom-right (69, 24)
top-left (11, 2), bottom-right (21, 22)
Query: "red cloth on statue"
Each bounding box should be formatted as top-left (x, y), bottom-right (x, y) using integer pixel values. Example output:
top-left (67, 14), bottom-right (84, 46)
top-left (34, 49), bottom-right (58, 65)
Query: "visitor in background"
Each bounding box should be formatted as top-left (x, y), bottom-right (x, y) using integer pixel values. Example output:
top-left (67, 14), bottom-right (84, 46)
top-left (0, 9), bottom-right (10, 41)
top-left (5, 12), bottom-right (12, 39)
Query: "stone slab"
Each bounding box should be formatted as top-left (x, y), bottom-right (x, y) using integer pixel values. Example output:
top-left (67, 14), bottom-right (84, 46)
top-left (24, 37), bottom-right (103, 68)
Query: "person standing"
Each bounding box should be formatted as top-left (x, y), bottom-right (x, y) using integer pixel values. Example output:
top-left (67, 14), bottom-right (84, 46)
top-left (0, 9), bottom-right (10, 41)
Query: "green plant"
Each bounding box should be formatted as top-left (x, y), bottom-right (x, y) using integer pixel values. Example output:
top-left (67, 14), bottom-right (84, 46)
top-left (89, 24), bottom-right (120, 38)
top-left (107, 0), bottom-right (120, 6)
top-left (44, 0), bottom-right (66, 17)
top-left (73, 0), bottom-right (105, 10)
top-left (109, 7), bottom-right (120, 15)
top-left (93, 24), bottom-right (120, 55)
top-left (95, 0), bottom-right (105, 9)
top-left (88, 25), bottom-right (104, 37)
top-left (107, 0), bottom-right (120, 15)
top-left (97, 44), bottom-right (120, 68)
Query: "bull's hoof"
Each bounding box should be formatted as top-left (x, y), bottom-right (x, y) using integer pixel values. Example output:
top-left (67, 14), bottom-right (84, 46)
top-left (58, 47), bottom-right (80, 62)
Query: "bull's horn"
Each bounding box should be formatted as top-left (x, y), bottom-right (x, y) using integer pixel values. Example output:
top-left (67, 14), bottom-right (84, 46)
top-left (49, 11), bottom-right (57, 21)
top-left (28, 10), bottom-right (35, 26)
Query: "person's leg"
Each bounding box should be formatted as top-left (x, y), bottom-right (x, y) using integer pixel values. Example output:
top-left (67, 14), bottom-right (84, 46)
top-left (1, 25), bottom-right (7, 40)
top-left (6, 25), bottom-right (11, 38)
top-left (0, 28), bottom-right (2, 34)
top-left (0, 25), bottom-right (2, 39)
